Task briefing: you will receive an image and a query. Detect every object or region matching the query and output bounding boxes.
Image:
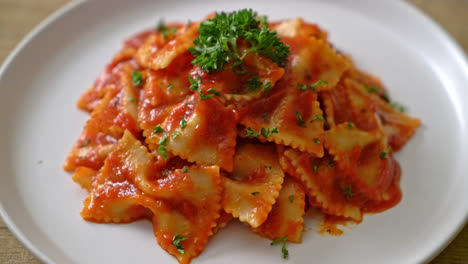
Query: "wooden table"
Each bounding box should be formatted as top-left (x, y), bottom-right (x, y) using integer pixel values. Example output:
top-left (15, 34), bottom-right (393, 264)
top-left (0, 0), bottom-right (467, 263)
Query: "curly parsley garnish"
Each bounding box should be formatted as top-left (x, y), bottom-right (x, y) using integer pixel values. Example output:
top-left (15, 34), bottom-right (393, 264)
top-left (189, 9), bottom-right (290, 73)
top-left (245, 128), bottom-right (260, 137)
top-left (172, 234), bottom-right (188, 254)
top-left (271, 236), bottom-right (289, 259)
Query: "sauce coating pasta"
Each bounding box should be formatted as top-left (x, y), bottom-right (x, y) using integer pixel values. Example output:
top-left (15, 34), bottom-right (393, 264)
top-left (64, 9), bottom-right (420, 263)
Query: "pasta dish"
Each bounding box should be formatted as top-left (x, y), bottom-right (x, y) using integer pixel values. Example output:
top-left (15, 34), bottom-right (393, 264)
top-left (63, 9), bottom-right (420, 264)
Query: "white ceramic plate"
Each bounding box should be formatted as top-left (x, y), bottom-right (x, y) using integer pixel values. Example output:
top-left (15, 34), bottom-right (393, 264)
top-left (1, 0), bottom-right (468, 263)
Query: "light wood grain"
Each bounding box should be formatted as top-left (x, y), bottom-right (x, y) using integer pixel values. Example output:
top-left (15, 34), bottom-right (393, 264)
top-left (0, 0), bottom-right (467, 263)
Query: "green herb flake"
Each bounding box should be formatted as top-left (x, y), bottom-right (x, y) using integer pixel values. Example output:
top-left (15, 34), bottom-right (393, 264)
top-left (313, 138), bottom-right (321, 144)
top-left (189, 75), bottom-right (201, 91)
top-left (180, 116), bottom-right (187, 129)
top-left (366, 86), bottom-right (380, 93)
top-left (379, 147), bottom-right (391, 160)
top-left (313, 164), bottom-right (318, 173)
top-left (251, 191), bottom-right (260, 196)
top-left (171, 130), bottom-right (181, 139)
top-left (171, 234), bottom-right (188, 254)
top-left (263, 82), bottom-right (272, 95)
top-left (244, 75), bottom-right (262, 92)
top-left (158, 134), bottom-right (169, 161)
top-left (270, 236), bottom-right (289, 259)
top-left (260, 127), bottom-right (278, 138)
top-left (157, 19), bottom-right (177, 39)
top-left (390, 102), bottom-right (406, 113)
top-left (289, 195), bottom-right (294, 203)
top-left (297, 80), bottom-right (328, 91)
top-left (343, 185), bottom-right (354, 199)
top-left (381, 93), bottom-right (390, 102)
top-left (131, 70), bottom-right (143, 86)
top-left (310, 114), bottom-right (325, 123)
top-left (153, 125), bottom-right (165, 134)
top-left (206, 88), bottom-right (221, 96)
top-left (189, 9), bottom-right (290, 73)
top-left (245, 128), bottom-right (260, 137)
top-left (329, 159), bottom-right (335, 167)
top-left (296, 111), bottom-right (306, 128)
top-left (182, 166), bottom-right (188, 173)
top-left (81, 139), bottom-right (90, 148)
top-left (128, 97), bottom-right (135, 102)
top-left (348, 122), bottom-right (355, 129)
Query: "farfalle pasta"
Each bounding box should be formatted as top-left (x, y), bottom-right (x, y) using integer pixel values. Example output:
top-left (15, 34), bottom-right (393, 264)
top-left (64, 9), bottom-right (420, 263)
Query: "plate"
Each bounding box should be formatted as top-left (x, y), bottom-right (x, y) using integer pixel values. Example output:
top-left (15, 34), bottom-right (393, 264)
top-left (1, 0), bottom-right (468, 263)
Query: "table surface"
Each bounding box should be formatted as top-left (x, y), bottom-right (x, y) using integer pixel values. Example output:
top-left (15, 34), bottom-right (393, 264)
top-left (0, 0), bottom-right (467, 263)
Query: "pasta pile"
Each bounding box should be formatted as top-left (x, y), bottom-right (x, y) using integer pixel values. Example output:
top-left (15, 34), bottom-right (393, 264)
top-left (64, 10), bottom-right (420, 264)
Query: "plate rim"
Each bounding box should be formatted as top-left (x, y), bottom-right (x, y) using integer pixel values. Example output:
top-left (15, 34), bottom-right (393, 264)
top-left (0, 0), bottom-right (467, 263)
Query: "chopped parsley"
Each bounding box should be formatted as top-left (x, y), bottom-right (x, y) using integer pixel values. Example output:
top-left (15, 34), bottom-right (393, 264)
top-left (297, 80), bottom-right (328, 91)
top-left (171, 130), bottom-right (181, 139)
top-left (251, 191), bottom-right (260, 196)
top-left (263, 82), bottom-right (272, 95)
top-left (381, 93), bottom-right (390, 102)
top-left (348, 122), bottom-right (355, 129)
top-left (189, 9), bottom-right (290, 73)
top-left (171, 234), bottom-right (188, 254)
top-left (157, 20), bottom-right (177, 39)
top-left (206, 88), bottom-right (221, 96)
top-left (245, 128), bottom-right (260, 137)
top-left (244, 75), bottom-right (262, 91)
top-left (313, 138), bottom-right (321, 144)
top-left (128, 97), bottom-right (135, 102)
top-left (81, 139), bottom-right (90, 148)
top-left (180, 116), bottom-right (187, 129)
top-left (131, 70), bottom-right (143, 86)
top-left (366, 86), bottom-right (380, 93)
top-left (313, 164), bottom-right (318, 173)
top-left (380, 147), bottom-right (391, 160)
top-left (245, 127), bottom-right (278, 138)
top-left (296, 111), bottom-right (306, 128)
top-left (189, 75), bottom-right (201, 91)
top-left (289, 195), bottom-right (294, 203)
top-left (167, 84), bottom-right (173, 89)
top-left (158, 134), bottom-right (169, 161)
top-left (390, 101), bottom-right (406, 113)
top-left (310, 114), bottom-right (325, 123)
top-left (182, 166), bottom-right (188, 173)
top-left (153, 125), bottom-right (165, 134)
top-left (261, 127), bottom-right (278, 138)
top-left (343, 185), bottom-right (354, 199)
top-left (270, 236), bottom-right (289, 259)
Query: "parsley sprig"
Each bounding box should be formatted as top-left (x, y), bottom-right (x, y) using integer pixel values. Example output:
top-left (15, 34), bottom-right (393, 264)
top-left (189, 9), bottom-right (290, 73)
